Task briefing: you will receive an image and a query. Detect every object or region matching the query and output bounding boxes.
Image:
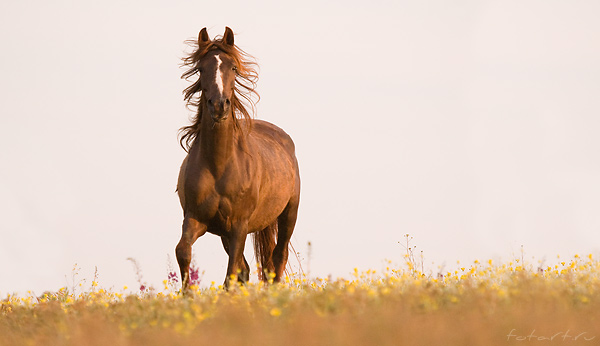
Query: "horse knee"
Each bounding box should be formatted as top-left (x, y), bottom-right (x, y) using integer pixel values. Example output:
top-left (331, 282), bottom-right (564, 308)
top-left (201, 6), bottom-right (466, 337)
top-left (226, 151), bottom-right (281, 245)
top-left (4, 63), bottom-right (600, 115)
top-left (176, 241), bottom-right (191, 264)
top-left (177, 218), bottom-right (207, 264)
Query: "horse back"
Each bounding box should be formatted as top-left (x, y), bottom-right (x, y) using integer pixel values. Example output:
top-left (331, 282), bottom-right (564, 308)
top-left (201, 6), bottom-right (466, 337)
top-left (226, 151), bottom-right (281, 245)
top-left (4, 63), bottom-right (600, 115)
top-left (245, 119), bottom-right (297, 159)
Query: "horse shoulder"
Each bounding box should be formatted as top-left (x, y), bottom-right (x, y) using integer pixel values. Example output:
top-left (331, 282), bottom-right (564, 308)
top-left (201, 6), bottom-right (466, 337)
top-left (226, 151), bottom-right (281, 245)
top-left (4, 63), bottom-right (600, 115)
top-left (177, 155), bottom-right (189, 208)
top-left (179, 150), bottom-right (222, 219)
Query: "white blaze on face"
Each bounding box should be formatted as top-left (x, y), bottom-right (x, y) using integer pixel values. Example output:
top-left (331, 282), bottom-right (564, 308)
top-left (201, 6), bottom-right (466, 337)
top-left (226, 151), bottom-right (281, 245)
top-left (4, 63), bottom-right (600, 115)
top-left (214, 55), bottom-right (224, 96)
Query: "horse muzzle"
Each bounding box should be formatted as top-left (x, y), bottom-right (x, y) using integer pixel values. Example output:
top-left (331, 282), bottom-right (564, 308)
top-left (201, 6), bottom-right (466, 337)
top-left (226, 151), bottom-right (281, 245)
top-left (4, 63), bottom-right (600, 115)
top-left (208, 98), bottom-right (231, 123)
top-left (211, 113), bottom-right (229, 123)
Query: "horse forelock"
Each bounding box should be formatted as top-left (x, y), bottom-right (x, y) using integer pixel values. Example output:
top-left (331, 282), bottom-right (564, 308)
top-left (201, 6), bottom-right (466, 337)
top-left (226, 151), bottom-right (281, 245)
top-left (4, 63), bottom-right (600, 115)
top-left (179, 35), bottom-right (259, 151)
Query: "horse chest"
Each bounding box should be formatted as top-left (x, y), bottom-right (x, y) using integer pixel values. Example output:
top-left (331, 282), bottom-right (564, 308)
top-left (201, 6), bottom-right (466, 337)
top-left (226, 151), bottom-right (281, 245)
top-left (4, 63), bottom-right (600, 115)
top-left (186, 169), bottom-right (255, 228)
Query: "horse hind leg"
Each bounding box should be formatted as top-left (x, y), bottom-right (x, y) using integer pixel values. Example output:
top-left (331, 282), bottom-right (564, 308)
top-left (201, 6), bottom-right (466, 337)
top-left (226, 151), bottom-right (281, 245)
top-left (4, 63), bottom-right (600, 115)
top-left (253, 223), bottom-right (277, 281)
top-left (176, 217), bottom-right (207, 291)
top-left (272, 198), bottom-right (299, 282)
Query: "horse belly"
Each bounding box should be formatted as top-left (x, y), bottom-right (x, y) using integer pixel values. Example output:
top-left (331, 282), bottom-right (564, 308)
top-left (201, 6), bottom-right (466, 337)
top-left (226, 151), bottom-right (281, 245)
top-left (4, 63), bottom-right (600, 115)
top-left (247, 154), bottom-right (297, 232)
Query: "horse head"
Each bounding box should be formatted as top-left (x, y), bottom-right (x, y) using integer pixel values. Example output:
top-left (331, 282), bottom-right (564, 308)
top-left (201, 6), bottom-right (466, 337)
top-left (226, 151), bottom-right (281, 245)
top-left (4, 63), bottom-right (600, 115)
top-left (195, 27), bottom-right (238, 123)
top-left (179, 27), bottom-right (258, 150)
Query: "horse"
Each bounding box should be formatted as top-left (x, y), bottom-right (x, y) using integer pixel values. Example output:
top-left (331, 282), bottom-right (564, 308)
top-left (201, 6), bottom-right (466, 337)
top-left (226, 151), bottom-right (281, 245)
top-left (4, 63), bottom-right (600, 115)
top-left (175, 27), bottom-right (300, 290)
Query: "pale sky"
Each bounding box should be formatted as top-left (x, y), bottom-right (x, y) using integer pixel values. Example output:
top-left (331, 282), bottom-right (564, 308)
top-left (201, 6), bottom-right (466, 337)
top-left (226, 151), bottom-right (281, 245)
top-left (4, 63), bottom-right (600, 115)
top-left (1, 1), bottom-right (600, 295)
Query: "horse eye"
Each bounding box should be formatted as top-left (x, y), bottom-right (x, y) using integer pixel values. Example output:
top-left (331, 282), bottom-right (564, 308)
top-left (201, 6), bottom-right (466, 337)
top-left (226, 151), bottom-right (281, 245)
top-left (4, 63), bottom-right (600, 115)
top-left (232, 66), bottom-right (238, 72)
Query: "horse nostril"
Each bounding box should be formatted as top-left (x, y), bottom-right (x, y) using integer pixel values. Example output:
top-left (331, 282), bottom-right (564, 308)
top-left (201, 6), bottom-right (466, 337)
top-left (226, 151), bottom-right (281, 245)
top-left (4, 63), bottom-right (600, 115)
top-left (208, 99), bottom-right (213, 105)
top-left (225, 99), bottom-right (231, 106)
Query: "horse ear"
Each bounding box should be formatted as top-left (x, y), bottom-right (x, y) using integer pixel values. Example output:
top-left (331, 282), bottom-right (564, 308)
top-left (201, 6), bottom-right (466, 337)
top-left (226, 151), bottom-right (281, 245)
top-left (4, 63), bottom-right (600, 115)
top-left (198, 28), bottom-right (210, 45)
top-left (223, 27), bottom-right (234, 46)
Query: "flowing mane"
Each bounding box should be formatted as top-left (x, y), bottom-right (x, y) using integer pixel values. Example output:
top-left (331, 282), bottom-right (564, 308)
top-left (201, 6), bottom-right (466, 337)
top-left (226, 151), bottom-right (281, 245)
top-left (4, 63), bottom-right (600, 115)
top-left (179, 34), bottom-right (259, 151)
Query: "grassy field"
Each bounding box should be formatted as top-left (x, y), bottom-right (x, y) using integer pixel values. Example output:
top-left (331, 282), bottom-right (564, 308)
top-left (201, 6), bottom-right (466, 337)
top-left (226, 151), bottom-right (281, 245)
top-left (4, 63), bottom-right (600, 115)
top-left (2, 253), bottom-right (599, 346)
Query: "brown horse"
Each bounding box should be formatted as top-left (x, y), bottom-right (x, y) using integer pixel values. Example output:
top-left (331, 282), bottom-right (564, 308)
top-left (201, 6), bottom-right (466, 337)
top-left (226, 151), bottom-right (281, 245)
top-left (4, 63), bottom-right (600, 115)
top-left (175, 27), bottom-right (300, 290)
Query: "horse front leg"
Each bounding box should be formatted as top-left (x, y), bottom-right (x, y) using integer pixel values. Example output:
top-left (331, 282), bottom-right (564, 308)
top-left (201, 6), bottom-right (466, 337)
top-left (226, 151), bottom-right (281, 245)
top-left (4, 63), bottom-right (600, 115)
top-left (176, 217), bottom-right (207, 292)
top-left (221, 236), bottom-right (250, 282)
top-left (224, 223), bottom-right (249, 289)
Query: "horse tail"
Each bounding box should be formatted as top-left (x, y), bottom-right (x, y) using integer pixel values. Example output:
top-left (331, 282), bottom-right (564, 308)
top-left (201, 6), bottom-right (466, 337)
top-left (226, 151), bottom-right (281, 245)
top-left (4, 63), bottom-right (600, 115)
top-left (253, 222), bottom-right (277, 280)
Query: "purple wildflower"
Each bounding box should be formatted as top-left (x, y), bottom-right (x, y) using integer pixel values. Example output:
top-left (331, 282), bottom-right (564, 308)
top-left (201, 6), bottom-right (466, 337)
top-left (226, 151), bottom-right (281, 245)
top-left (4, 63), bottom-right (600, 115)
top-left (189, 266), bottom-right (201, 286)
top-left (168, 271), bottom-right (179, 284)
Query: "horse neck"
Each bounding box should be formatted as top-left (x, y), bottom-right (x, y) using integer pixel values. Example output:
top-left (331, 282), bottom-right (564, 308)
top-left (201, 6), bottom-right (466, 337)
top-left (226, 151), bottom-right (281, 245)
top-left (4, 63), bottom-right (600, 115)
top-left (197, 105), bottom-right (236, 173)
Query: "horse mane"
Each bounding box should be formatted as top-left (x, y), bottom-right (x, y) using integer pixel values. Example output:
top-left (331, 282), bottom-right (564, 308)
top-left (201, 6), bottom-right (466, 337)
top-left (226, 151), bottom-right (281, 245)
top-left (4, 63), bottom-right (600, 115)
top-left (179, 34), bottom-right (260, 151)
